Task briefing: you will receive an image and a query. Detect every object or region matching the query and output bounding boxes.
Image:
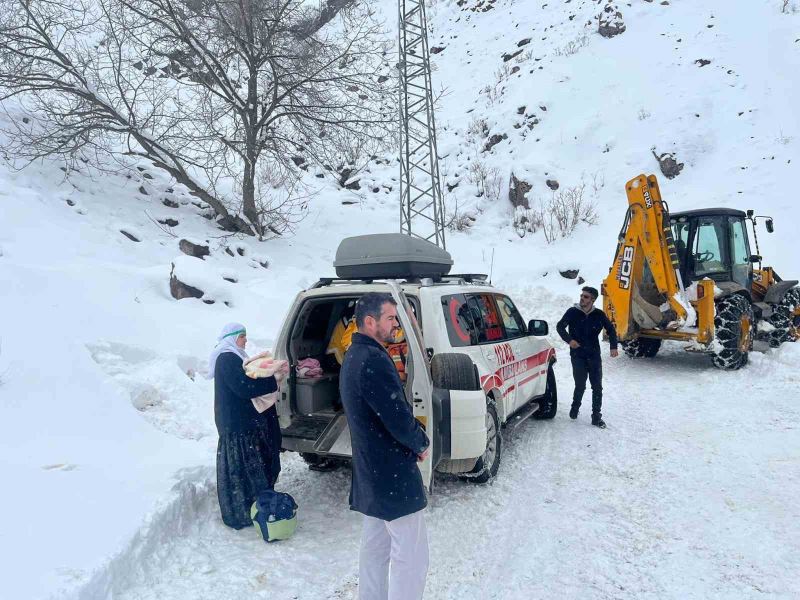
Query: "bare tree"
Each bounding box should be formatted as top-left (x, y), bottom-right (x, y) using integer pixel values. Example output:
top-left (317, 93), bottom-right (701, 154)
top-left (0, 0), bottom-right (394, 237)
top-left (0, 0), bottom-right (248, 228)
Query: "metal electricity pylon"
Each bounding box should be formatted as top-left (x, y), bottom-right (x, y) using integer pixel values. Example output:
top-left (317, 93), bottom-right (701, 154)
top-left (398, 0), bottom-right (446, 249)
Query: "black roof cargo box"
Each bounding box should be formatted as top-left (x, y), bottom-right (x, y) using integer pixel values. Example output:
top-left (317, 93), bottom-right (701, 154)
top-left (334, 233), bottom-right (453, 280)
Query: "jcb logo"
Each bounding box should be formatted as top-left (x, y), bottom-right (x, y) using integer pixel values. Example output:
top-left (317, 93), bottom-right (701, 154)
top-left (753, 272), bottom-right (763, 283)
top-left (619, 246), bottom-right (634, 289)
top-left (643, 190), bottom-right (653, 209)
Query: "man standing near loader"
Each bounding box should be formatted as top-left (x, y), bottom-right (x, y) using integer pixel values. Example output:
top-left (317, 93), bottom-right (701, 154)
top-left (556, 286), bottom-right (619, 428)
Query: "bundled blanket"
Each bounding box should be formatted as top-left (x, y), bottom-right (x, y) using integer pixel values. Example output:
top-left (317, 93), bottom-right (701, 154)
top-left (296, 358), bottom-right (323, 378)
top-left (244, 352), bottom-right (290, 413)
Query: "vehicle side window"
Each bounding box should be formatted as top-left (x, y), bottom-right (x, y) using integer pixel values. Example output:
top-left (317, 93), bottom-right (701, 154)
top-left (495, 295), bottom-right (526, 339)
top-left (729, 218), bottom-right (751, 289)
top-left (441, 293), bottom-right (477, 347)
top-left (467, 294), bottom-right (504, 343)
top-left (441, 293), bottom-right (504, 346)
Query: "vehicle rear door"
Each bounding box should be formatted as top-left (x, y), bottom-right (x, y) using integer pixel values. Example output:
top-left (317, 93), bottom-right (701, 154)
top-left (386, 281), bottom-right (435, 489)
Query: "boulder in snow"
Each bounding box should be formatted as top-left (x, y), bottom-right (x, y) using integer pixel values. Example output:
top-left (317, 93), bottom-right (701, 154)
top-left (120, 229), bottom-right (141, 242)
top-left (560, 269), bottom-right (580, 280)
top-left (509, 173), bottom-right (532, 209)
top-left (179, 239), bottom-right (210, 259)
top-left (652, 149), bottom-right (684, 179)
top-left (170, 262), bottom-right (204, 301)
top-left (597, 2), bottom-right (626, 38)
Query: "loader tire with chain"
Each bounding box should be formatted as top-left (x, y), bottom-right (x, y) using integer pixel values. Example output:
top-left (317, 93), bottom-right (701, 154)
top-left (621, 337), bottom-right (662, 358)
top-left (711, 294), bottom-right (754, 370)
top-left (766, 287), bottom-right (800, 348)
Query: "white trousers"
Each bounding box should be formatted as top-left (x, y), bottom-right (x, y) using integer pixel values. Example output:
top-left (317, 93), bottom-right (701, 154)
top-left (359, 510), bottom-right (429, 600)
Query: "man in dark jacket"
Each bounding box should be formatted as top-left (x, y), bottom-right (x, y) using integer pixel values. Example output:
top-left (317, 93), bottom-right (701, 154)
top-left (340, 292), bottom-right (430, 600)
top-left (556, 286), bottom-right (619, 428)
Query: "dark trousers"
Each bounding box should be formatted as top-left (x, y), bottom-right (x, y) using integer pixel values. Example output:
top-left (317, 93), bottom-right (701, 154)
top-left (570, 353), bottom-right (603, 417)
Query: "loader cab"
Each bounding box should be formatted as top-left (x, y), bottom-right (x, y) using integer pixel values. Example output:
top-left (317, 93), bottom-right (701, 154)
top-left (670, 208), bottom-right (753, 290)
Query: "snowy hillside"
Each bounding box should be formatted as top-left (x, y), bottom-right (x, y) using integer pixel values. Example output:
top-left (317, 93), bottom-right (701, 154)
top-left (1, 0), bottom-right (798, 598)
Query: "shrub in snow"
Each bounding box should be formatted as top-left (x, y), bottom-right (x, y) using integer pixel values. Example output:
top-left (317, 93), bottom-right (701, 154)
top-left (445, 198), bottom-right (476, 232)
top-left (516, 184), bottom-right (598, 243)
top-left (467, 160), bottom-right (502, 201)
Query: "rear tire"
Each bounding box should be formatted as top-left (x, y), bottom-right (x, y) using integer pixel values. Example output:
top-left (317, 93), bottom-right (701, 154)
top-left (463, 400), bottom-right (501, 484)
top-left (766, 287), bottom-right (800, 348)
top-left (533, 363), bottom-right (558, 420)
top-left (431, 353), bottom-right (480, 391)
top-left (300, 452), bottom-right (342, 471)
top-left (621, 337), bottom-right (662, 358)
top-left (711, 295), bottom-right (754, 370)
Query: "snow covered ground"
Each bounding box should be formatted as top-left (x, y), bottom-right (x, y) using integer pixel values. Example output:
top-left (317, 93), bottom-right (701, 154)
top-left (1, 0), bottom-right (798, 598)
top-left (108, 342), bottom-right (800, 600)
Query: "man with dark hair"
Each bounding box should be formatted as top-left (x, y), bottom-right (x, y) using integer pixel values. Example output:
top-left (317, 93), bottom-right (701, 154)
top-left (556, 286), bottom-right (619, 428)
top-left (340, 292), bottom-right (430, 599)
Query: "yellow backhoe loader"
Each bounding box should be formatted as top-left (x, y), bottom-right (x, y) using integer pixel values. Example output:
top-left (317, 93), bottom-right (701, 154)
top-left (602, 174), bottom-right (800, 370)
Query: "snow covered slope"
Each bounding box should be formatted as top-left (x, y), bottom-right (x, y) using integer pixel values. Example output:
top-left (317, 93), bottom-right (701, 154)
top-left (0, 0), bottom-right (798, 598)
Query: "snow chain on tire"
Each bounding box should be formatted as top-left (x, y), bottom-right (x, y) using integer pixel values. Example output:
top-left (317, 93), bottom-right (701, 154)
top-left (711, 294), bottom-right (754, 370)
top-left (766, 287), bottom-right (800, 348)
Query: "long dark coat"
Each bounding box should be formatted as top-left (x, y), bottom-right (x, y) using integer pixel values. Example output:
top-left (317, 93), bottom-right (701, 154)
top-left (214, 351), bottom-right (280, 529)
top-left (340, 333), bottom-right (429, 522)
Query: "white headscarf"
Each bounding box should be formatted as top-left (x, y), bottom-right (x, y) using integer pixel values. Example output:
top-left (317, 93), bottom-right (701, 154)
top-left (206, 322), bottom-right (248, 379)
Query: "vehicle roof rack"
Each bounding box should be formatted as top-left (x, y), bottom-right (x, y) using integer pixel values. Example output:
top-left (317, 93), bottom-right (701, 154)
top-left (311, 273), bottom-right (492, 289)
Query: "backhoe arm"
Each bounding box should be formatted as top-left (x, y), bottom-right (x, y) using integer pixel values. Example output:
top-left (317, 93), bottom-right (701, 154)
top-left (602, 174), bottom-right (690, 339)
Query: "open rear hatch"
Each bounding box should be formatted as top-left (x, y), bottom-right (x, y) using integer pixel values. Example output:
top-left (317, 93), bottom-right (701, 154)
top-left (280, 295), bottom-right (359, 457)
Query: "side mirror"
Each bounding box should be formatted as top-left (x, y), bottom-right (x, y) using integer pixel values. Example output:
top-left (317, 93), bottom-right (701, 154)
top-left (746, 209), bottom-right (754, 218)
top-left (749, 255), bottom-right (762, 263)
top-left (766, 219), bottom-right (774, 233)
top-left (528, 319), bottom-right (549, 336)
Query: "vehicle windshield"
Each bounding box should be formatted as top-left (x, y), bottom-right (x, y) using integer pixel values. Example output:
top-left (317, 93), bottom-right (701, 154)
top-left (692, 216), bottom-right (731, 278)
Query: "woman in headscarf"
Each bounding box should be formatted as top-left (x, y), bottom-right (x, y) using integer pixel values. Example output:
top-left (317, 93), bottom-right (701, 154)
top-left (207, 322), bottom-right (283, 530)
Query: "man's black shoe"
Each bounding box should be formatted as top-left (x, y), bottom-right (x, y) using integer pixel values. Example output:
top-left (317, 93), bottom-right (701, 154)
top-left (591, 417), bottom-right (606, 429)
top-left (569, 406), bottom-right (579, 419)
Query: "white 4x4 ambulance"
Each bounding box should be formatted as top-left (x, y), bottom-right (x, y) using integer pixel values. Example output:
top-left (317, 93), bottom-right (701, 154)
top-left (272, 234), bottom-right (556, 486)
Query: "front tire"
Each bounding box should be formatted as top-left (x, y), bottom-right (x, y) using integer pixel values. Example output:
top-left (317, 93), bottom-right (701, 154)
top-left (533, 363), bottom-right (558, 420)
top-left (621, 337), bottom-right (662, 358)
top-left (711, 295), bottom-right (754, 370)
top-left (766, 287), bottom-right (800, 348)
top-left (463, 400), bottom-right (501, 484)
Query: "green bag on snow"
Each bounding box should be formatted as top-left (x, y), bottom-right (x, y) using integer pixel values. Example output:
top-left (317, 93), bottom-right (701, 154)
top-left (251, 490), bottom-right (298, 542)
